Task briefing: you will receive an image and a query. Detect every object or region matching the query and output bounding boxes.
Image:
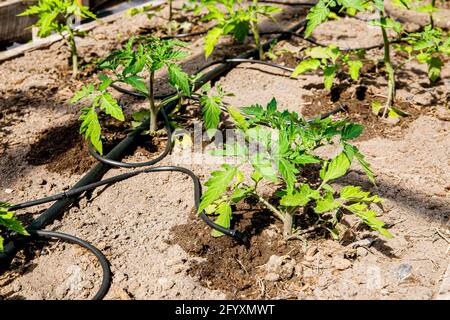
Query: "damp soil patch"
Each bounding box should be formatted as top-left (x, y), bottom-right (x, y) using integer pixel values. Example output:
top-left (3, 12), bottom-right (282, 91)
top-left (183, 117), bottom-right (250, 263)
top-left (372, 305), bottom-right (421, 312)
top-left (26, 117), bottom-right (169, 175)
top-left (171, 202), bottom-right (309, 299)
top-left (301, 87), bottom-right (424, 141)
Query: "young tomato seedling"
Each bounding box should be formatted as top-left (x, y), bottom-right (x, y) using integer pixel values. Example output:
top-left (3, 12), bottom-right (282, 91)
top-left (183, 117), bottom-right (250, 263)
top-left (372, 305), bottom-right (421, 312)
top-left (305, 0), bottom-right (449, 119)
top-left (291, 45), bottom-right (364, 90)
top-left (0, 203), bottom-right (29, 252)
top-left (199, 98), bottom-right (392, 240)
top-left (18, 0), bottom-right (97, 78)
top-left (128, 1), bottom-right (190, 35)
top-left (203, 0), bottom-right (281, 60)
top-left (71, 37), bottom-right (191, 154)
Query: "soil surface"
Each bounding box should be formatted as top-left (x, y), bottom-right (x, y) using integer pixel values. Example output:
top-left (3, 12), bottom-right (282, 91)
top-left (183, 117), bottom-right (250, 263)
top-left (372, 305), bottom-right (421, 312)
top-left (0, 0), bottom-right (449, 300)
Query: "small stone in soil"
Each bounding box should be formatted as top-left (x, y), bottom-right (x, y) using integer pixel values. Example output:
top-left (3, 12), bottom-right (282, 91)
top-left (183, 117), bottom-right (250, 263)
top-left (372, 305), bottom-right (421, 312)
top-left (356, 247), bottom-right (369, 257)
top-left (332, 257), bottom-right (352, 271)
top-left (394, 263), bottom-right (413, 281)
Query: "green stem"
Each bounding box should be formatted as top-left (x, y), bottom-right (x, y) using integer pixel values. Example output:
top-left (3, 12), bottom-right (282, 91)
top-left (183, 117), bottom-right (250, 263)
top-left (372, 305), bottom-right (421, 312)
top-left (67, 27), bottom-right (78, 78)
top-left (381, 25), bottom-right (395, 116)
top-left (251, 0), bottom-right (264, 60)
top-left (149, 71), bottom-right (157, 132)
top-left (253, 193), bottom-right (284, 222)
top-left (157, 92), bottom-right (182, 109)
top-left (430, 0), bottom-right (436, 28)
top-left (283, 207), bottom-right (297, 237)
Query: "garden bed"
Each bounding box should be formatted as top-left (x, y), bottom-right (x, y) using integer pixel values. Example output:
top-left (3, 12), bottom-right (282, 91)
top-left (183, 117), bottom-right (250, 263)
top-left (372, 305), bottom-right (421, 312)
top-left (0, 0), bottom-right (449, 300)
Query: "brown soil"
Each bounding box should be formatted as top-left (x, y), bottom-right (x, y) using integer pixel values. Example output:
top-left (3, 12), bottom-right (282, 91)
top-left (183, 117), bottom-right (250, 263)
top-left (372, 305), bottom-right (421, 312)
top-left (171, 203), bottom-right (309, 299)
top-left (301, 87), bottom-right (423, 141)
top-left (25, 115), bottom-right (168, 175)
top-left (0, 238), bottom-right (104, 300)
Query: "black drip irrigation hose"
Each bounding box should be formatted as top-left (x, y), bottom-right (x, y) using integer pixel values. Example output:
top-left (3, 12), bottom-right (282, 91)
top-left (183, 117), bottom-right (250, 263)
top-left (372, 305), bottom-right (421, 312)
top-left (157, 26), bottom-right (390, 53)
top-left (24, 230), bottom-right (111, 300)
top-left (196, 57), bottom-right (294, 73)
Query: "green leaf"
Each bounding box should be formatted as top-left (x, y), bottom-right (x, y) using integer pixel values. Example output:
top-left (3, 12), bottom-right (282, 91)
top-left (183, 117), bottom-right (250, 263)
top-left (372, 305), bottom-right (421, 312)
top-left (123, 76), bottom-right (149, 95)
top-left (241, 104), bottom-right (264, 116)
top-left (322, 152), bottom-right (351, 182)
top-left (344, 143), bottom-right (375, 185)
top-left (340, 185), bottom-right (382, 203)
top-left (211, 202), bottom-right (233, 237)
top-left (98, 75), bottom-right (113, 91)
top-left (100, 92), bottom-right (125, 121)
top-left (291, 59), bottom-right (321, 77)
top-left (305, 2), bottom-right (330, 38)
top-left (231, 186), bottom-right (252, 203)
top-left (233, 21), bottom-right (250, 42)
top-left (427, 57), bottom-right (443, 82)
top-left (251, 170), bottom-right (263, 183)
top-left (200, 95), bottom-right (222, 130)
top-left (308, 46), bottom-right (330, 59)
top-left (198, 164), bottom-right (237, 213)
top-left (292, 153), bottom-right (320, 165)
top-left (277, 158), bottom-right (298, 192)
top-left (369, 17), bottom-right (402, 33)
top-left (168, 64), bottom-right (191, 96)
top-left (345, 203), bottom-right (393, 238)
top-left (280, 184), bottom-right (316, 207)
top-left (347, 59), bottom-right (363, 81)
top-left (323, 65), bottom-right (337, 90)
top-left (227, 105), bottom-right (248, 130)
top-left (371, 100), bottom-right (383, 115)
top-left (204, 27), bottom-right (223, 58)
top-left (0, 210), bottom-right (29, 236)
top-left (79, 107), bottom-right (102, 154)
top-left (314, 192), bottom-right (341, 214)
top-left (341, 123), bottom-right (364, 140)
top-left (253, 160), bottom-right (279, 183)
top-left (341, 0), bottom-right (366, 11)
top-left (267, 97), bottom-right (277, 113)
top-left (70, 84), bottom-right (94, 104)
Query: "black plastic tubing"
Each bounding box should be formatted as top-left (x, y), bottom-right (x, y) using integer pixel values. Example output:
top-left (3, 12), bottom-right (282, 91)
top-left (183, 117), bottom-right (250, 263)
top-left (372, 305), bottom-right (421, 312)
top-left (16, 230), bottom-right (111, 300)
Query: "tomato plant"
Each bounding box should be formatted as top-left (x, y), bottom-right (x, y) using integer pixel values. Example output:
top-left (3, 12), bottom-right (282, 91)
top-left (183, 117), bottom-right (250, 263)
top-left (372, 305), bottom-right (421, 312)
top-left (18, 0), bottom-right (97, 78)
top-left (302, 0), bottom-right (449, 118)
top-left (71, 37), bottom-right (191, 154)
top-left (291, 45), bottom-right (364, 90)
top-left (203, 0), bottom-right (281, 60)
top-left (199, 98), bottom-right (392, 239)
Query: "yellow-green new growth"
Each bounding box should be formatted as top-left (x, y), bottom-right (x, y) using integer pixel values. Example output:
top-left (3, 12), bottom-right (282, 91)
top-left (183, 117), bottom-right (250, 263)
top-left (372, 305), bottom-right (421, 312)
top-left (19, 0), bottom-right (97, 78)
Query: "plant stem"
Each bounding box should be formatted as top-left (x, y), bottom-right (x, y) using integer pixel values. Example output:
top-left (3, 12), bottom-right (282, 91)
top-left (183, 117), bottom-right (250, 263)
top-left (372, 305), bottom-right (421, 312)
top-left (253, 193), bottom-right (284, 222)
top-left (285, 224), bottom-right (322, 241)
top-left (283, 207), bottom-right (296, 237)
top-left (149, 71), bottom-right (158, 132)
top-left (158, 92), bottom-right (181, 109)
top-left (381, 25), bottom-right (395, 117)
top-left (251, 0), bottom-right (264, 60)
top-left (67, 27), bottom-right (78, 78)
top-left (168, 0), bottom-right (173, 35)
top-left (430, 0), bottom-right (436, 28)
